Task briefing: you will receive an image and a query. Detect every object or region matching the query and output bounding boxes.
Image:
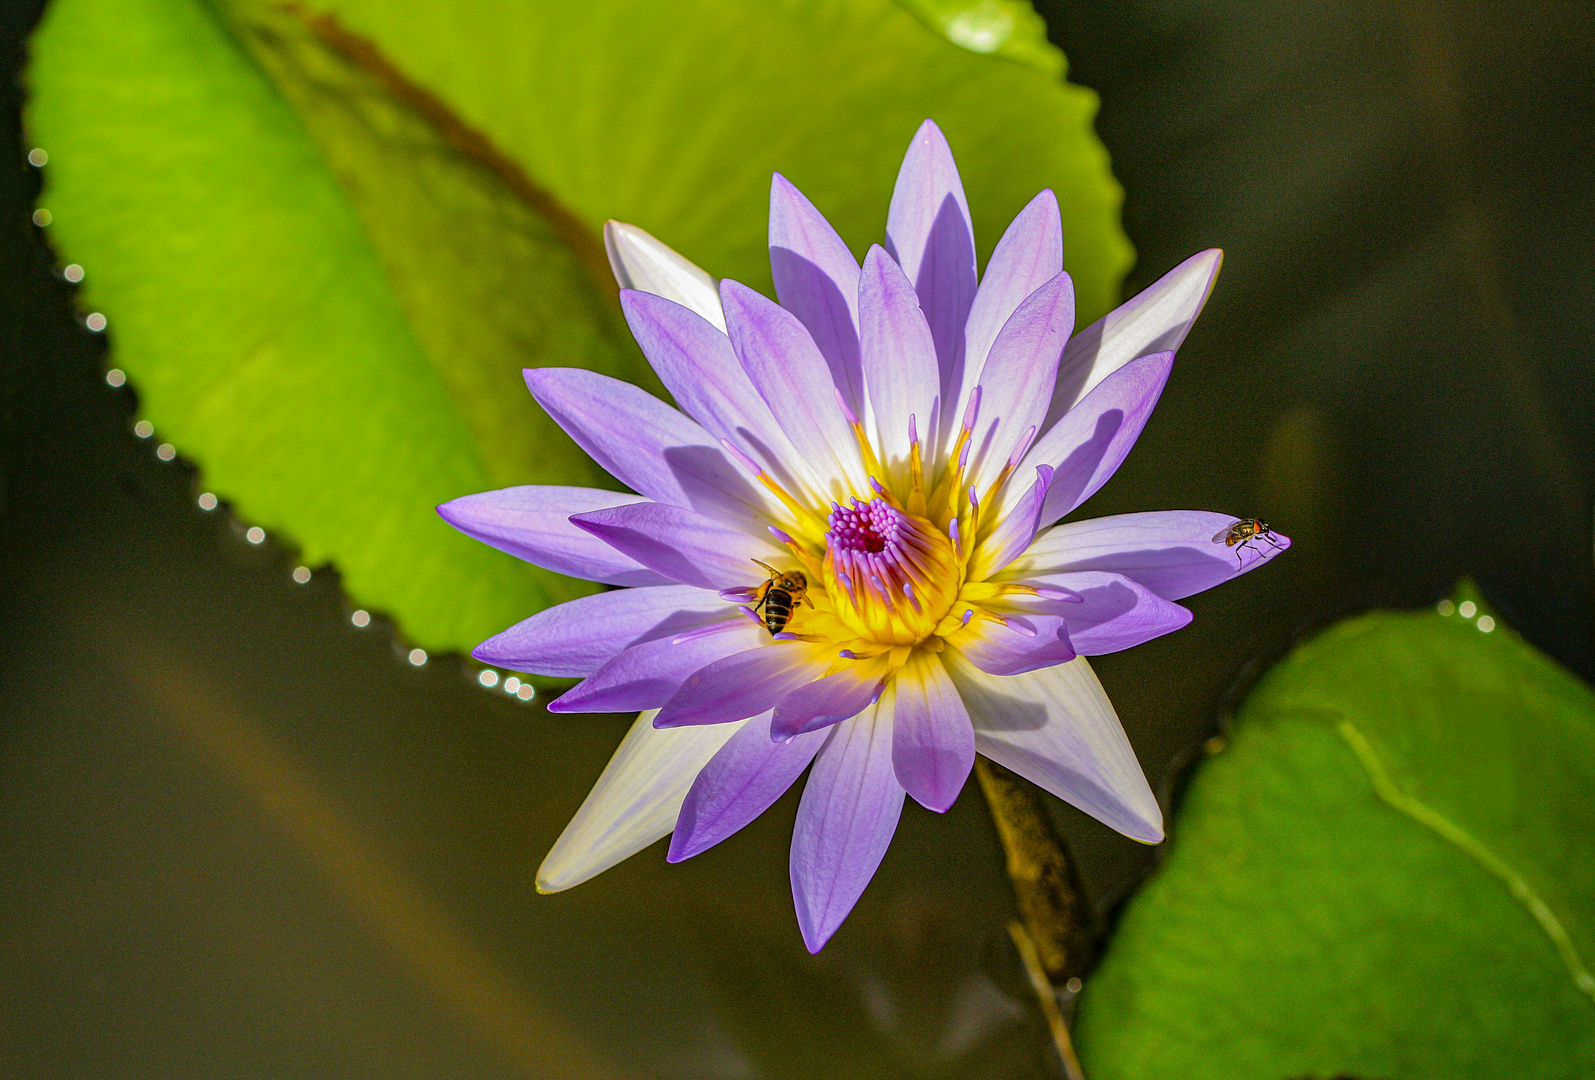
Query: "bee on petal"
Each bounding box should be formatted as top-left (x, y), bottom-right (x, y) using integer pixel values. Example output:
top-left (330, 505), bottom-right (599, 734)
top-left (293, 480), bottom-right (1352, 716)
top-left (751, 559), bottom-right (811, 636)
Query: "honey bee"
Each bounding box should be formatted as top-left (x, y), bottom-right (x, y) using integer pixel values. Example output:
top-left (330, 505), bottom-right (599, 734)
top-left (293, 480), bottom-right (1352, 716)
top-left (1212, 518), bottom-right (1282, 567)
top-left (751, 559), bottom-right (812, 635)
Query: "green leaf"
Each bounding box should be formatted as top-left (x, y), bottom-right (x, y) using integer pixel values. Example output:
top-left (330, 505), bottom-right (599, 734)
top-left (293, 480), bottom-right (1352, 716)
top-left (26, 0), bottom-right (1130, 653)
top-left (892, 0), bottom-right (1064, 76)
top-left (1075, 588), bottom-right (1595, 1078)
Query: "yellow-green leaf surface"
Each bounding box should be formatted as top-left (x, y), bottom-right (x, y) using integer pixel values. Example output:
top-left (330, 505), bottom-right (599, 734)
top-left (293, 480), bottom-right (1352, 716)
top-left (1075, 589), bottom-right (1595, 1079)
top-left (27, 0), bottom-right (1130, 652)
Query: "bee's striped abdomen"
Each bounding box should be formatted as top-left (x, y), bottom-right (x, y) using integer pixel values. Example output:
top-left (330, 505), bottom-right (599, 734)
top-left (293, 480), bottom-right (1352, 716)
top-left (763, 589), bottom-right (795, 635)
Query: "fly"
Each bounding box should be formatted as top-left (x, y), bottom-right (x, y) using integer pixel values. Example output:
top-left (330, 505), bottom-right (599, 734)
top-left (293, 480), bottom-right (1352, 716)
top-left (1212, 518), bottom-right (1282, 567)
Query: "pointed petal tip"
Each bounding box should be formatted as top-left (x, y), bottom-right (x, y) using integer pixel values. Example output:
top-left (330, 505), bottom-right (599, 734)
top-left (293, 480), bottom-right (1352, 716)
top-left (1190, 248), bottom-right (1224, 289)
top-left (914, 789), bottom-right (959, 814)
top-left (534, 860), bottom-right (575, 894)
top-left (1112, 793), bottom-right (1165, 844)
top-left (1128, 815), bottom-right (1165, 845)
top-left (795, 906), bottom-right (839, 953)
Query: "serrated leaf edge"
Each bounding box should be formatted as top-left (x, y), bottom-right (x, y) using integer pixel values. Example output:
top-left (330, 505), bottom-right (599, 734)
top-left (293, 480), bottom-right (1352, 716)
top-left (1337, 716), bottom-right (1595, 1012)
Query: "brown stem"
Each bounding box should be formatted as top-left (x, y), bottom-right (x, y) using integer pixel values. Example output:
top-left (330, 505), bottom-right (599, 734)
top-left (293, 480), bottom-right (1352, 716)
top-left (975, 757), bottom-right (1097, 982)
top-left (975, 758), bottom-right (1097, 1077)
top-left (1009, 920), bottom-right (1087, 1080)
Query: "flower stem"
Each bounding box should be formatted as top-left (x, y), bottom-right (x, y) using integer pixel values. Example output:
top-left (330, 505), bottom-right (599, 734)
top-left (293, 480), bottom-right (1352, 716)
top-left (975, 758), bottom-right (1095, 1076)
top-left (1008, 919), bottom-right (1087, 1080)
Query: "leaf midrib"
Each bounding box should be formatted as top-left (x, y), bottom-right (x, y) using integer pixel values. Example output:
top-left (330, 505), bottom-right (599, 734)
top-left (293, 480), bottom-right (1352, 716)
top-left (1334, 716), bottom-right (1595, 1012)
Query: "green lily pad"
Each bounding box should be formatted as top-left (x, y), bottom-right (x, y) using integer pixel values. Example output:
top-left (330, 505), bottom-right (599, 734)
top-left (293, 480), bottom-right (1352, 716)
top-left (26, 0), bottom-right (1130, 653)
top-left (1075, 586), bottom-right (1595, 1078)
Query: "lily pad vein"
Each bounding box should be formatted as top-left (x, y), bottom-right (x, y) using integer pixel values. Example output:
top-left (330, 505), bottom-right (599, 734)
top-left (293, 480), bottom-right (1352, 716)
top-left (1336, 717), bottom-right (1595, 1011)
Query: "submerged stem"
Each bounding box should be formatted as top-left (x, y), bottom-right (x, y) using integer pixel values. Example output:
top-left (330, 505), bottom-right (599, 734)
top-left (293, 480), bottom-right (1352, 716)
top-left (1008, 920), bottom-right (1087, 1080)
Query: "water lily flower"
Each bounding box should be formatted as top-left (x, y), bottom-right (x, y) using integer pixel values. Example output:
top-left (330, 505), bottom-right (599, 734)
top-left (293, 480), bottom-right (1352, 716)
top-left (440, 120), bottom-right (1288, 952)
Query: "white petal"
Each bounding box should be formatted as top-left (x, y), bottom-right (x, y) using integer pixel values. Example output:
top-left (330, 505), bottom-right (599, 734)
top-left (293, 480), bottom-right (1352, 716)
top-left (536, 711), bottom-right (740, 892)
top-left (604, 221), bottom-right (725, 331)
top-left (1045, 249), bottom-right (1221, 427)
top-left (947, 653), bottom-right (1163, 843)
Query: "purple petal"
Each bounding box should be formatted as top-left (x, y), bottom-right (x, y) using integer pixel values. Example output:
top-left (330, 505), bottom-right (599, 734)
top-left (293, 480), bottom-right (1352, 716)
top-left (1011, 510), bottom-right (1292, 601)
top-left (548, 615), bottom-right (766, 714)
top-left (720, 280), bottom-right (867, 492)
top-left (858, 245), bottom-right (941, 476)
top-left (948, 654), bottom-right (1163, 843)
top-left (770, 664), bottom-right (884, 740)
top-left (524, 368), bottom-right (776, 529)
top-left (1046, 249), bottom-right (1222, 426)
top-left (1039, 571), bottom-right (1193, 655)
top-left (1009, 351), bottom-right (1174, 528)
top-left (437, 486), bottom-right (670, 587)
top-left (669, 711), bottom-right (828, 862)
top-left (473, 584), bottom-right (727, 677)
top-left (604, 220), bottom-right (725, 330)
top-left (885, 119), bottom-right (976, 426)
top-left (537, 712), bottom-right (738, 892)
top-left (951, 611), bottom-right (1076, 677)
top-left (963, 189), bottom-right (1063, 381)
top-left (790, 705), bottom-right (905, 953)
top-left (570, 501), bottom-right (782, 591)
top-left (653, 643), bottom-right (826, 728)
top-left (619, 290), bottom-right (820, 502)
top-left (889, 653), bottom-right (974, 813)
top-left (770, 174), bottom-right (864, 416)
top-left (969, 465), bottom-right (1053, 580)
top-left (965, 272), bottom-right (1073, 494)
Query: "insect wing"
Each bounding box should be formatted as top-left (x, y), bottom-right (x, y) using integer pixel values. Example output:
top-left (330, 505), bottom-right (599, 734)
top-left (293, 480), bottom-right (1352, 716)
top-left (1212, 524), bottom-right (1240, 544)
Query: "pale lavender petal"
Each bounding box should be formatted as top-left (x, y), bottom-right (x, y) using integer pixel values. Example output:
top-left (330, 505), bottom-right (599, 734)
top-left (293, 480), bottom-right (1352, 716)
top-left (948, 654), bottom-right (1163, 843)
top-left (473, 584), bottom-right (726, 677)
top-left (721, 280), bottom-right (867, 493)
top-left (950, 611), bottom-right (1076, 677)
top-left (524, 368), bottom-right (776, 529)
top-left (669, 711), bottom-right (828, 862)
top-left (770, 174), bottom-right (864, 415)
top-left (790, 704), bottom-right (905, 953)
top-left (654, 643), bottom-right (827, 729)
top-left (619, 290), bottom-right (822, 502)
top-left (885, 119), bottom-right (976, 423)
top-left (604, 220), bottom-right (725, 331)
top-left (962, 189), bottom-right (1063, 380)
top-left (965, 271), bottom-right (1073, 494)
top-left (770, 663), bottom-right (884, 740)
top-left (548, 615), bottom-right (767, 714)
top-left (969, 465), bottom-right (1053, 580)
top-left (1006, 511), bottom-right (1292, 601)
top-left (1009, 351), bottom-right (1174, 528)
top-left (437, 486), bottom-right (669, 587)
top-left (570, 502), bottom-right (783, 591)
top-left (1032, 570), bottom-right (1193, 655)
top-left (1046, 249), bottom-right (1222, 425)
top-left (858, 245), bottom-right (941, 478)
top-left (889, 653), bottom-right (974, 813)
top-left (536, 711), bottom-right (738, 892)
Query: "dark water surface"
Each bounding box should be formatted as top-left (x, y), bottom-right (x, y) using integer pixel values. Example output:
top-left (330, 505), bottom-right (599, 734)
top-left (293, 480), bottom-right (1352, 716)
top-left (3, 0), bottom-right (1591, 1076)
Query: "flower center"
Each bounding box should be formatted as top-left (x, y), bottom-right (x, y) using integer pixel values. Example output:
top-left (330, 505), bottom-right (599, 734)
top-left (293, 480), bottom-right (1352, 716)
top-left (822, 496), bottom-right (959, 645)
